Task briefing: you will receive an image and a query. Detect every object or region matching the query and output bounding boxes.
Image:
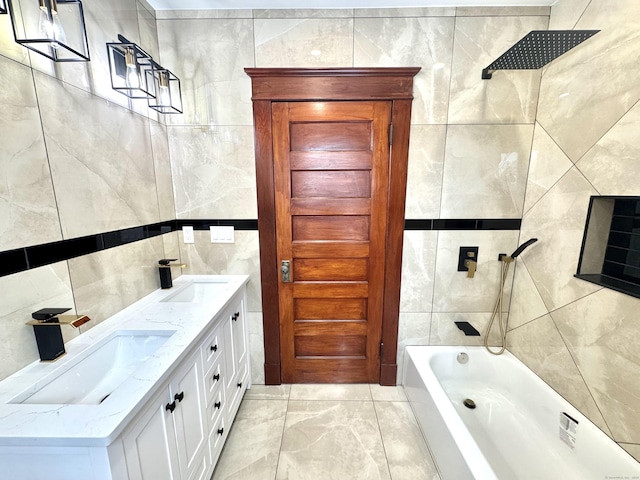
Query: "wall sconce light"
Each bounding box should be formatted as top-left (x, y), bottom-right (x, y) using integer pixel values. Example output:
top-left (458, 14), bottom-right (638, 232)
top-left (107, 34), bottom-right (155, 99)
top-left (148, 62), bottom-right (183, 114)
top-left (0, 0), bottom-right (7, 14)
top-left (7, 0), bottom-right (90, 61)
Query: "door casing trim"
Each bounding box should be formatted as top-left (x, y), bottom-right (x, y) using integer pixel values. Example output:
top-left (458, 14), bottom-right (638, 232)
top-left (245, 67), bottom-right (420, 385)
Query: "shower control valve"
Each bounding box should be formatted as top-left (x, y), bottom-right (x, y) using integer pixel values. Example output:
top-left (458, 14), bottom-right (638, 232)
top-left (458, 246), bottom-right (479, 278)
top-left (464, 259), bottom-right (477, 278)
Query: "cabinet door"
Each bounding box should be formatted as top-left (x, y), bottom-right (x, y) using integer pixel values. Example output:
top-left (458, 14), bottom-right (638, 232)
top-left (170, 350), bottom-right (208, 480)
top-left (230, 299), bottom-right (247, 373)
top-left (123, 388), bottom-right (180, 480)
top-left (222, 312), bottom-right (236, 397)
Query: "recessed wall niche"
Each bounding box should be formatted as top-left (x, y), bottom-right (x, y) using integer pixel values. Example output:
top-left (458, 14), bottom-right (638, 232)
top-left (576, 196), bottom-right (640, 299)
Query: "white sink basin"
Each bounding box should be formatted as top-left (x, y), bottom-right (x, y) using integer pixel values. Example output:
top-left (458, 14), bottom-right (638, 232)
top-left (161, 281), bottom-right (230, 303)
top-left (12, 330), bottom-right (175, 405)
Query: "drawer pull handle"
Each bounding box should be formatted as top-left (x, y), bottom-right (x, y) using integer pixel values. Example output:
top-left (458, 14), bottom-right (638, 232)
top-left (174, 391), bottom-right (184, 403)
top-left (214, 401), bottom-right (221, 409)
top-left (213, 373), bottom-right (220, 382)
top-left (217, 427), bottom-right (224, 436)
top-left (210, 344), bottom-right (218, 352)
top-left (165, 401), bottom-right (176, 413)
top-left (232, 312), bottom-right (240, 321)
top-left (237, 382), bottom-right (243, 388)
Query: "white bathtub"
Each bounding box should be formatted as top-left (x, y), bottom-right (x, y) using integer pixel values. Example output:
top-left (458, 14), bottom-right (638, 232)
top-left (403, 346), bottom-right (640, 480)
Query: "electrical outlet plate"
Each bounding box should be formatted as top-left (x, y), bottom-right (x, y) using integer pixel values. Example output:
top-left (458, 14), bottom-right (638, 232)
top-left (210, 226), bottom-right (234, 243)
top-left (182, 226), bottom-right (194, 244)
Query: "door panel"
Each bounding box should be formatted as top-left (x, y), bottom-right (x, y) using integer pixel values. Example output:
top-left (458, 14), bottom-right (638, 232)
top-left (291, 216), bottom-right (370, 241)
top-left (291, 171), bottom-right (371, 198)
top-left (292, 258), bottom-right (369, 282)
top-left (273, 100), bottom-right (391, 383)
top-left (294, 298), bottom-right (367, 320)
top-left (290, 121), bottom-right (372, 151)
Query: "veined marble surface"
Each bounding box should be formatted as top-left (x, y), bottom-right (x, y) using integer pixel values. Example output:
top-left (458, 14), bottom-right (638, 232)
top-left (0, 275), bottom-right (249, 447)
top-left (0, 56), bottom-right (61, 251)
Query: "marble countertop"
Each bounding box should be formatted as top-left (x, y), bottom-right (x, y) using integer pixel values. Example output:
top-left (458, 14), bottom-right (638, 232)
top-left (0, 275), bottom-right (249, 448)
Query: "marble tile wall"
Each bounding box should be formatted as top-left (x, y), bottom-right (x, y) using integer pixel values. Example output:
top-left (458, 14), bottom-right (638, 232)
top-left (0, 1), bottom-right (176, 380)
top-left (156, 6), bottom-right (549, 387)
top-left (508, 0), bottom-right (640, 459)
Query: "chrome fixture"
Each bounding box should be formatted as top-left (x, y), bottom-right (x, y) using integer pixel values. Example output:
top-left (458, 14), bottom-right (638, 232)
top-left (107, 34), bottom-right (155, 99)
top-left (148, 62), bottom-right (183, 114)
top-left (457, 352), bottom-right (469, 364)
top-left (7, 0), bottom-right (90, 62)
top-left (482, 30), bottom-right (599, 79)
top-left (28, 308), bottom-right (91, 361)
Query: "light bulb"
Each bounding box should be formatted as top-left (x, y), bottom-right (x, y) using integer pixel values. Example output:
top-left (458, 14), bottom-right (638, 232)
top-left (158, 72), bottom-right (171, 106)
top-left (38, 0), bottom-right (67, 48)
top-left (124, 48), bottom-right (141, 90)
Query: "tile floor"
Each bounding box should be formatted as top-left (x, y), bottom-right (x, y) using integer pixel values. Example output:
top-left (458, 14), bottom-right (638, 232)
top-left (211, 384), bottom-right (441, 480)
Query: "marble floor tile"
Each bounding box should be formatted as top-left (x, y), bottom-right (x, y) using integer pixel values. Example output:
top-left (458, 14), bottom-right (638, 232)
top-left (276, 400), bottom-right (391, 480)
top-left (370, 385), bottom-right (407, 402)
top-left (289, 383), bottom-right (372, 401)
top-left (244, 385), bottom-right (291, 401)
top-left (375, 402), bottom-right (440, 480)
top-left (212, 399), bottom-right (288, 480)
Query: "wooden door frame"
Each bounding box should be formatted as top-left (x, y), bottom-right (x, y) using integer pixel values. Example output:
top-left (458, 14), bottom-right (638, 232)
top-left (245, 68), bottom-right (420, 386)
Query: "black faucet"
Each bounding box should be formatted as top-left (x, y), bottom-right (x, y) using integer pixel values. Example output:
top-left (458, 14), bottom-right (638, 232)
top-left (158, 259), bottom-right (187, 289)
top-left (28, 308), bottom-right (91, 361)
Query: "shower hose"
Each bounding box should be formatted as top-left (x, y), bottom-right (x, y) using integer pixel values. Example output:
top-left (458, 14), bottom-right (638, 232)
top-left (484, 255), bottom-right (514, 355)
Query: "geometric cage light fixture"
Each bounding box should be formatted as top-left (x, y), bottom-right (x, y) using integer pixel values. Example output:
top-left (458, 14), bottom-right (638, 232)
top-left (7, 0), bottom-right (90, 62)
top-left (107, 33), bottom-right (183, 114)
top-left (107, 34), bottom-right (155, 99)
top-left (147, 61), bottom-right (183, 114)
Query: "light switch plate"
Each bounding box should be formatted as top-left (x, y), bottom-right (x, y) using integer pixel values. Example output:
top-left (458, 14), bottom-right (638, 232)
top-left (183, 226), bottom-right (195, 244)
top-left (210, 226), bottom-right (234, 243)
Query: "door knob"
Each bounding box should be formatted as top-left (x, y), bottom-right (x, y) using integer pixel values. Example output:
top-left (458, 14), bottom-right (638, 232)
top-left (281, 260), bottom-right (291, 283)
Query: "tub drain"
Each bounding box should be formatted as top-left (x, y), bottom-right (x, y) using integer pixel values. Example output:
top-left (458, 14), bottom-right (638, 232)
top-left (463, 398), bottom-right (476, 409)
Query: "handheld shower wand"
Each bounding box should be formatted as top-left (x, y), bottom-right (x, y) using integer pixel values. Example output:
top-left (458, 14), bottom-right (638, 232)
top-left (484, 238), bottom-right (538, 355)
top-left (510, 238), bottom-right (538, 259)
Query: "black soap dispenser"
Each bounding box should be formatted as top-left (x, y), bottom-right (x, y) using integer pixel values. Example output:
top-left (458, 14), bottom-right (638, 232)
top-left (158, 259), bottom-right (186, 289)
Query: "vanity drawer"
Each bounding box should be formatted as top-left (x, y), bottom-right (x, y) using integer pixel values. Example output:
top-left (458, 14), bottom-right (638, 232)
top-left (206, 386), bottom-right (225, 430)
top-left (208, 416), bottom-right (227, 468)
top-left (204, 356), bottom-right (224, 406)
top-left (201, 322), bottom-right (223, 371)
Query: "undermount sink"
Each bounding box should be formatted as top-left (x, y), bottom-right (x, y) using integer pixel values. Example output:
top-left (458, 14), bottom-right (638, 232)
top-left (12, 330), bottom-right (175, 405)
top-left (161, 280), bottom-right (230, 303)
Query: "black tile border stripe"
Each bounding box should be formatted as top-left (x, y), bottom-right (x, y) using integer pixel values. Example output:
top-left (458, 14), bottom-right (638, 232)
top-left (404, 218), bottom-right (521, 231)
top-left (0, 218), bottom-right (521, 278)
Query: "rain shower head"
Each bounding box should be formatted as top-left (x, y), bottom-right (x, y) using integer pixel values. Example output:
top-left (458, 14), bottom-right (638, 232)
top-left (510, 238), bottom-right (538, 259)
top-left (482, 30), bottom-right (599, 79)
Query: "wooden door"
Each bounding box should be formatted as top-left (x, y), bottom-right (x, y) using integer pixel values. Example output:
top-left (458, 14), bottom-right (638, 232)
top-left (245, 67), bottom-right (420, 385)
top-left (273, 101), bottom-right (391, 383)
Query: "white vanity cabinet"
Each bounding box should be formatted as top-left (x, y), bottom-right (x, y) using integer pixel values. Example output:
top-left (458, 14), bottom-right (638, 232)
top-left (121, 285), bottom-right (250, 480)
top-left (123, 349), bottom-right (208, 480)
top-left (0, 277), bottom-right (250, 480)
